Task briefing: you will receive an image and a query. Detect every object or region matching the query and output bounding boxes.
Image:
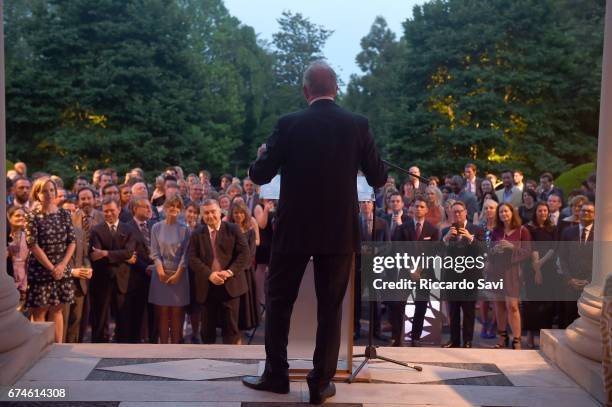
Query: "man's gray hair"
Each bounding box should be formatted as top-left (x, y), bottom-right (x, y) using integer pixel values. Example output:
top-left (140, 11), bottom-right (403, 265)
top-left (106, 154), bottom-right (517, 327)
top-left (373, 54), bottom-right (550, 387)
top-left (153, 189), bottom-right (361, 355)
top-left (201, 198), bottom-right (220, 208)
top-left (303, 60), bottom-right (337, 96)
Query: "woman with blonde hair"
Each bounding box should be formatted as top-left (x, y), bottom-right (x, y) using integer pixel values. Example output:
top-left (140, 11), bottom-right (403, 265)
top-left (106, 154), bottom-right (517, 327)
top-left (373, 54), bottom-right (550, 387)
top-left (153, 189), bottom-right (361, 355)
top-left (425, 185), bottom-right (445, 228)
top-left (25, 177), bottom-right (76, 343)
top-left (477, 199), bottom-right (498, 339)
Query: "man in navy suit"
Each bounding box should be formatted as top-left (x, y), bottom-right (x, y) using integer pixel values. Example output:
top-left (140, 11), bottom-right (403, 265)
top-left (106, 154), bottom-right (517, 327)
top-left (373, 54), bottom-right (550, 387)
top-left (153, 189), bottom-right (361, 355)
top-left (441, 201), bottom-right (484, 348)
top-left (355, 199), bottom-right (390, 340)
top-left (127, 197), bottom-right (157, 343)
top-left (391, 197), bottom-right (439, 346)
top-left (89, 198), bottom-right (143, 343)
top-left (242, 61), bottom-right (386, 404)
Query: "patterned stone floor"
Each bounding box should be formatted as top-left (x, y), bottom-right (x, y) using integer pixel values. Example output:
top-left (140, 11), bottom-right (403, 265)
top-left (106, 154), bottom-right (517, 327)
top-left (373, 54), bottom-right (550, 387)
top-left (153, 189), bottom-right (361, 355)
top-left (0, 344), bottom-right (601, 406)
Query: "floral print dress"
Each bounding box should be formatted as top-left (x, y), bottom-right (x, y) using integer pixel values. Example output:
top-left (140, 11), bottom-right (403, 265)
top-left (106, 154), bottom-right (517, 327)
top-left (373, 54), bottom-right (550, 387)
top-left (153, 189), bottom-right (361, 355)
top-left (25, 207), bottom-right (76, 308)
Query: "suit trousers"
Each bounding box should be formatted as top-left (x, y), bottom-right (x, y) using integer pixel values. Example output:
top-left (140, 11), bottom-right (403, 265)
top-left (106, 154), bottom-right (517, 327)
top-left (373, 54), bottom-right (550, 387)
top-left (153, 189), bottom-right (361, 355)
top-left (90, 276), bottom-right (113, 343)
top-left (63, 282), bottom-right (85, 343)
top-left (201, 284), bottom-right (241, 344)
top-left (410, 286), bottom-right (431, 342)
top-left (115, 288), bottom-right (146, 343)
top-left (449, 301), bottom-right (476, 345)
top-left (90, 276), bottom-right (145, 343)
top-left (263, 252), bottom-right (354, 386)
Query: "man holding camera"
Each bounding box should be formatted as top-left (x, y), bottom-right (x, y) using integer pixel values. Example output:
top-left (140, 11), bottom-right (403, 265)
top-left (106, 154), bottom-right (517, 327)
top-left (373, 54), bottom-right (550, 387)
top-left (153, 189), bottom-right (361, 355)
top-left (441, 201), bottom-right (484, 348)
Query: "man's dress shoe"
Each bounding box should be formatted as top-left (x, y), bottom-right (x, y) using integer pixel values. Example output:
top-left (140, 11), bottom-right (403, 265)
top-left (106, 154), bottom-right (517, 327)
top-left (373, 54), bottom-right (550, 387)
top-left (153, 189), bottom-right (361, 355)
top-left (442, 341), bottom-right (460, 348)
top-left (241, 376), bottom-right (289, 394)
top-left (308, 381), bottom-right (336, 405)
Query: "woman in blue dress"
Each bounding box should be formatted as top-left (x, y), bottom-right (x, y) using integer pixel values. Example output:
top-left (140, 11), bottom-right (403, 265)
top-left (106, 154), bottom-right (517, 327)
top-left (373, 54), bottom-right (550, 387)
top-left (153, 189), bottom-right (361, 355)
top-left (148, 194), bottom-right (190, 344)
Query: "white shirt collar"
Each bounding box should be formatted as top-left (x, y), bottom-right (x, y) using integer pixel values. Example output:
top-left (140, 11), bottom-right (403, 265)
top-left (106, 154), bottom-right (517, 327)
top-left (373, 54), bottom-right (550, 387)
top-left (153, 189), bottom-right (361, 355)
top-left (106, 220), bottom-right (119, 230)
top-left (308, 96), bottom-right (335, 105)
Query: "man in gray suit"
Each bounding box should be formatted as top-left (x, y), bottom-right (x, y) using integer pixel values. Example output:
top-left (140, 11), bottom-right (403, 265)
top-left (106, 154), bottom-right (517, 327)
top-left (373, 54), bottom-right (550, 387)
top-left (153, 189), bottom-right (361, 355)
top-left (495, 169), bottom-right (522, 208)
top-left (64, 186), bottom-right (104, 342)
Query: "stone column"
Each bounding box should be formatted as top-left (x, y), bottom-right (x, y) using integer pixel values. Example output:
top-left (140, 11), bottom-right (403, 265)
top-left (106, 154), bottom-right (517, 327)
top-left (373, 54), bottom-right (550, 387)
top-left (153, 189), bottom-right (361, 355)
top-left (565, 0), bottom-right (612, 362)
top-left (0, 0), bottom-right (45, 385)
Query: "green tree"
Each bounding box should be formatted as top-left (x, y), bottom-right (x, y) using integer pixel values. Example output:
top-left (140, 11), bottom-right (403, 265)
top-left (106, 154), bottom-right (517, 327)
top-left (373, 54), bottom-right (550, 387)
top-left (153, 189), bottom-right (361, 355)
top-left (344, 16), bottom-right (404, 158)
top-left (347, 0), bottom-right (604, 178)
top-left (6, 0), bottom-right (247, 180)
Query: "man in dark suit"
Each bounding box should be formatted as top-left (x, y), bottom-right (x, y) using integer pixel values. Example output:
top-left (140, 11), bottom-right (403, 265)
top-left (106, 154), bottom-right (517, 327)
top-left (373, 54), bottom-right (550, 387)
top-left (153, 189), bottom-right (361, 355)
top-left (449, 175), bottom-right (479, 222)
top-left (463, 163), bottom-right (483, 199)
top-left (354, 199), bottom-right (389, 340)
top-left (382, 191), bottom-right (411, 237)
top-left (242, 61), bottom-right (386, 404)
top-left (188, 199), bottom-right (250, 344)
top-left (539, 172), bottom-right (564, 204)
top-left (559, 202), bottom-right (595, 328)
top-left (242, 176), bottom-right (259, 215)
top-left (127, 196), bottom-right (157, 343)
top-left (89, 198), bottom-right (145, 343)
top-left (408, 166), bottom-right (427, 196)
top-left (441, 201), bottom-right (485, 348)
top-left (391, 197), bottom-right (439, 346)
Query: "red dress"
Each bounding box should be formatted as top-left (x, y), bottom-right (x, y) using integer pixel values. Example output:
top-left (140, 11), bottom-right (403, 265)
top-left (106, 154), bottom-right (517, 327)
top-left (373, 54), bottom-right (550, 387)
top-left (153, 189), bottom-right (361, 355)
top-left (489, 226), bottom-right (532, 298)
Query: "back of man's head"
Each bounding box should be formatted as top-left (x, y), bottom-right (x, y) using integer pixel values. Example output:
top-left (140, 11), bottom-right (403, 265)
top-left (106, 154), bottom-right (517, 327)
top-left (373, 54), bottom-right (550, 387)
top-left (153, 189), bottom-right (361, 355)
top-left (303, 61), bottom-right (337, 97)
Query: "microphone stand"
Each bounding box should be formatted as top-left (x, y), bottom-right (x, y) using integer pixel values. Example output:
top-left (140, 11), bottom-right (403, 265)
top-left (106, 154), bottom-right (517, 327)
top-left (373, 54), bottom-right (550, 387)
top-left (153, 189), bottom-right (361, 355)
top-left (348, 159), bottom-right (424, 383)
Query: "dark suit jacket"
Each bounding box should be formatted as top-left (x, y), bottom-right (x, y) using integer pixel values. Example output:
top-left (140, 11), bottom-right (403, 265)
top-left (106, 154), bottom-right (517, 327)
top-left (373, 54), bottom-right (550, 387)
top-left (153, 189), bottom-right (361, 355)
top-left (539, 186), bottom-right (565, 205)
top-left (119, 207), bottom-right (132, 223)
top-left (243, 193), bottom-right (259, 214)
top-left (359, 216), bottom-right (390, 242)
top-left (89, 222), bottom-right (141, 294)
top-left (249, 99), bottom-right (387, 254)
top-left (393, 220), bottom-right (440, 280)
top-left (392, 219), bottom-right (439, 243)
top-left (126, 218), bottom-right (155, 275)
top-left (464, 177), bottom-right (483, 199)
top-left (560, 224), bottom-right (594, 283)
top-left (441, 222), bottom-right (485, 299)
top-left (382, 210), bottom-right (411, 237)
top-left (188, 221), bottom-right (250, 303)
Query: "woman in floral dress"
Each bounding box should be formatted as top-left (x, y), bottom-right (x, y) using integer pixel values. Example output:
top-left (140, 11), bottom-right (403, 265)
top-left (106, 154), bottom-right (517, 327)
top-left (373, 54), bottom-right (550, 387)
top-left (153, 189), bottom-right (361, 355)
top-left (25, 177), bottom-right (76, 343)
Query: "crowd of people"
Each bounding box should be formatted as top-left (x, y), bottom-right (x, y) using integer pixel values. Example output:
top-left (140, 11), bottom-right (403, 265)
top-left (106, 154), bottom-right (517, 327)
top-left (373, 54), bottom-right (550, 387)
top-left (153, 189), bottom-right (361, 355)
top-left (360, 163), bottom-right (596, 349)
top-left (5, 160), bottom-right (597, 350)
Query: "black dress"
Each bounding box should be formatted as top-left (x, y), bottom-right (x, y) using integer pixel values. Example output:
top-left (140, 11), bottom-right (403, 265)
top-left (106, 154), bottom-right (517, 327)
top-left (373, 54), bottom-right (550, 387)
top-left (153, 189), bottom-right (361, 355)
top-left (25, 207), bottom-right (75, 308)
top-left (255, 207), bottom-right (275, 265)
top-left (523, 223), bottom-right (558, 330)
top-left (238, 228), bottom-right (260, 330)
top-left (519, 205), bottom-right (536, 225)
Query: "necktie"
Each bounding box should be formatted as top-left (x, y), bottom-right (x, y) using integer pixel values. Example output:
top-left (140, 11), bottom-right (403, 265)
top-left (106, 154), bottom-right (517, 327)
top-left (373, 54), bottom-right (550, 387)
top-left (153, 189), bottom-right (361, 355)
top-left (82, 213), bottom-right (91, 244)
top-left (140, 222), bottom-right (150, 248)
top-left (581, 227), bottom-right (588, 245)
top-left (210, 229), bottom-right (222, 271)
top-left (110, 224), bottom-right (117, 235)
top-left (415, 222), bottom-right (422, 241)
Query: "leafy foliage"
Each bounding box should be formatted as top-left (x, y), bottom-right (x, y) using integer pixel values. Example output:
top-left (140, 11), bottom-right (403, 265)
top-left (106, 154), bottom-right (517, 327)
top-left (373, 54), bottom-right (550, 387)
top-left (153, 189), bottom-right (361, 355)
top-left (345, 0), bottom-right (604, 179)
